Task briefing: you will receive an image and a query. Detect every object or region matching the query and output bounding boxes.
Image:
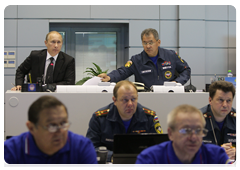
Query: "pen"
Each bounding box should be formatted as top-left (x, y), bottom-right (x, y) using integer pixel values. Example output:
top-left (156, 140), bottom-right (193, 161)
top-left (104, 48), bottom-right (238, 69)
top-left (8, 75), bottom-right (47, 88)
top-left (29, 73), bottom-right (32, 83)
top-left (11, 83), bottom-right (16, 87)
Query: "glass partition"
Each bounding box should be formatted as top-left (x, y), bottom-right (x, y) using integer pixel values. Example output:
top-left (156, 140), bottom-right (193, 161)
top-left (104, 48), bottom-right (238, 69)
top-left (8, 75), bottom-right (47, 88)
top-left (75, 32), bottom-right (117, 82)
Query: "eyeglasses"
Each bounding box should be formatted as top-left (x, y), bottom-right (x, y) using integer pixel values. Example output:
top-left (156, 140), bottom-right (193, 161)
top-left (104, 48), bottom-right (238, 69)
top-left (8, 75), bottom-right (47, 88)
top-left (179, 128), bottom-right (208, 137)
top-left (42, 122), bottom-right (71, 133)
top-left (142, 41), bottom-right (156, 46)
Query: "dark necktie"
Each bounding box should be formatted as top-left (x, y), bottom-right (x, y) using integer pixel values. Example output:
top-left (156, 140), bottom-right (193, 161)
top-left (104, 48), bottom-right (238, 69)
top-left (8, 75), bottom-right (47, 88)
top-left (45, 57), bottom-right (54, 84)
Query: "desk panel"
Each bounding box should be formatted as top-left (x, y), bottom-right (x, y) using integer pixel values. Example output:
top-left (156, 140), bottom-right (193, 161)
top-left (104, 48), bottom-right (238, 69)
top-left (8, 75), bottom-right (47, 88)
top-left (4, 91), bottom-right (236, 140)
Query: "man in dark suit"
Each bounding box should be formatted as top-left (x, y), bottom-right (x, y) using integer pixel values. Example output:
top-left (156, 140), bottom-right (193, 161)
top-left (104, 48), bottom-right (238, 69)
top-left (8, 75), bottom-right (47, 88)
top-left (11, 31), bottom-right (75, 91)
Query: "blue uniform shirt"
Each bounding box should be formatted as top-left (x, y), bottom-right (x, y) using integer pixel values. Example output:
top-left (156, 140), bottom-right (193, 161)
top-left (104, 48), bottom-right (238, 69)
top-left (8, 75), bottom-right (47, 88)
top-left (4, 131), bottom-right (97, 164)
top-left (86, 102), bottom-right (162, 151)
top-left (200, 105), bottom-right (236, 146)
top-left (149, 54), bottom-right (159, 70)
top-left (86, 102), bottom-right (162, 162)
top-left (108, 47), bottom-right (191, 88)
top-left (122, 118), bottom-right (133, 133)
top-left (136, 141), bottom-right (230, 164)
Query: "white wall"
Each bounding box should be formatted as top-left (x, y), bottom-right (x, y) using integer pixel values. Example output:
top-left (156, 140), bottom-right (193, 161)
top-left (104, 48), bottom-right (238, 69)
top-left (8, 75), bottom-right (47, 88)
top-left (4, 5), bottom-right (236, 92)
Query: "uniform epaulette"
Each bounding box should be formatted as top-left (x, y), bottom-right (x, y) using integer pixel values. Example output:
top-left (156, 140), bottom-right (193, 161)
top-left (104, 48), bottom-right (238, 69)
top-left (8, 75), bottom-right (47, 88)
top-left (203, 113), bottom-right (208, 118)
top-left (143, 108), bottom-right (156, 116)
top-left (95, 109), bottom-right (110, 117)
top-left (229, 111), bottom-right (236, 117)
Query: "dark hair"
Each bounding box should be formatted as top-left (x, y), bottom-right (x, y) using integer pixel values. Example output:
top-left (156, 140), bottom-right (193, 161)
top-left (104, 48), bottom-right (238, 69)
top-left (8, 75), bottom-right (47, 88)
top-left (113, 80), bottom-right (138, 99)
top-left (141, 28), bottom-right (159, 41)
top-left (28, 95), bottom-right (67, 125)
top-left (209, 81), bottom-right (235, 99)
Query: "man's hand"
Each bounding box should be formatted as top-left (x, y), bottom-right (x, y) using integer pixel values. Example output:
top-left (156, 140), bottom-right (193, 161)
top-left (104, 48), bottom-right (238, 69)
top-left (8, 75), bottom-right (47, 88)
top-left (221, 143), bottom-right (236, 160)
top-left (98, 73), bottom-right (111, 82)
top-left (11, 85), bottom-right (22, 91)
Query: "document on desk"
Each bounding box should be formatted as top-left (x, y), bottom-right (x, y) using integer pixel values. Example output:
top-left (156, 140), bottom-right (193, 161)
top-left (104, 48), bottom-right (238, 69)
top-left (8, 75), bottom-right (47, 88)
top-left (82, 76), bottom-right (102, 86)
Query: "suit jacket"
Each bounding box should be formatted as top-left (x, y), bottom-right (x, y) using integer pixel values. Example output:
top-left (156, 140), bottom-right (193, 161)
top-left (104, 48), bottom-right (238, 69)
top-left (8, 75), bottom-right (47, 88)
top-left (15, 49), bottom-right (75, 86)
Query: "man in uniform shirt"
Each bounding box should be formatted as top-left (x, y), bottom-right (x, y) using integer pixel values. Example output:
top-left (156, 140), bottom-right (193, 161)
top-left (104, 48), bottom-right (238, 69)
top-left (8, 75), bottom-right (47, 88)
top-left (86, 80), bottom-right (163, 162)
top-left (11, 31), bottom-right (75, 91)
top-left (136, 104), bottom-right (231, 164)
top-left (4, 95), bottom-right (97, 164)
top-left (200, 81), bottom-right (236, 160)
top-left (98, 28), bottom-right (191, 89)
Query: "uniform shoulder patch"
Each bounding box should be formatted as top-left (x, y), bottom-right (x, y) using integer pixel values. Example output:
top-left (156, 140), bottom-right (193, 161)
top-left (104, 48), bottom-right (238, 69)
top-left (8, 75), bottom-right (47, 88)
top-left (143, 108), bottom-right (156, 116)
top-left (178, 55), bottom-right (184, 63)
top-left (203, 112), bottom-right (213, 119)
top-left (175, 51), bottom-right (184, 63)
top-left (125, 61), bottom-right (132, 68)
top-left (95, 109), bottom-right (110, 117)
top-left (229, 111), bottom-right (236, 117)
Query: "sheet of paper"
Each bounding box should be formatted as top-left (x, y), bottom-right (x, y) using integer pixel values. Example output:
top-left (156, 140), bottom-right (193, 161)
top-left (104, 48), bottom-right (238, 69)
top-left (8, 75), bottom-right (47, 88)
top-left (82, 76), bottom-right (102, 86)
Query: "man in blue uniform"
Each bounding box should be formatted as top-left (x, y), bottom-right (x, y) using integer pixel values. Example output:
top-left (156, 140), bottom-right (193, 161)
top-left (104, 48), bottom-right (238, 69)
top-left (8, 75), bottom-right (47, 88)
top-left (4, 96), bottom-right (97, 164)
top-left (86, 80), bottom-right (163, 162)
top-left (136, 104), bottom-right (231, 164)
top-left (200, 81), bottom-right (236, 160)
top-left (98, 28), bottom-right (191, 88)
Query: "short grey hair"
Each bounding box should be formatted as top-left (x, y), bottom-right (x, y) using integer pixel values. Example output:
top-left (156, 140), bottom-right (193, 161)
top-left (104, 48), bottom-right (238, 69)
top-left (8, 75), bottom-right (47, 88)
top-left (141, 28), bottom-right (159, 41)
top-left (167, 104), bottom-right (206, 130)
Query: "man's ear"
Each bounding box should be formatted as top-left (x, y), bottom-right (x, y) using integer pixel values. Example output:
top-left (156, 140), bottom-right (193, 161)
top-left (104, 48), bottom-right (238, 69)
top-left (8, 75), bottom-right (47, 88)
top-left (209, 96), bottom-right (212, 105)
top-left (26, 121), bottom-right (36, 134)
top-left (112, 96), bottom-right (117, 106)
top-left (167, 127), bottom-right (173, 141)
top-left (112, 96), bottom-right (117, 103)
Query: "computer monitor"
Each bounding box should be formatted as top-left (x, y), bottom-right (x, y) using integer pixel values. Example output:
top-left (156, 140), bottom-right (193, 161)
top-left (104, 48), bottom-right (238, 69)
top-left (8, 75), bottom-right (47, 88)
top-left (113, 133), bottom-right (169, 164)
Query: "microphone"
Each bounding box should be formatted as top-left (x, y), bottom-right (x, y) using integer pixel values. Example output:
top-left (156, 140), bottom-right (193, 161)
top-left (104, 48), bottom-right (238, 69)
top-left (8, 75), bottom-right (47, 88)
top-left (41, 74), bottom-right (45, 85)
top-left (184, 74), bottom-right (196, 92)
top-left (206, 112), bottom-right (218, 145)
top-left (36, 77), bottom-right (43, 92)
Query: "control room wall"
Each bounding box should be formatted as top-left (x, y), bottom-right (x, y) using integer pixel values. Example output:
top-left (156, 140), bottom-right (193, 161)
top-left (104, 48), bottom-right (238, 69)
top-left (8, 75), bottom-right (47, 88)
top-left (4, 5), bottom-right (236, 92)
